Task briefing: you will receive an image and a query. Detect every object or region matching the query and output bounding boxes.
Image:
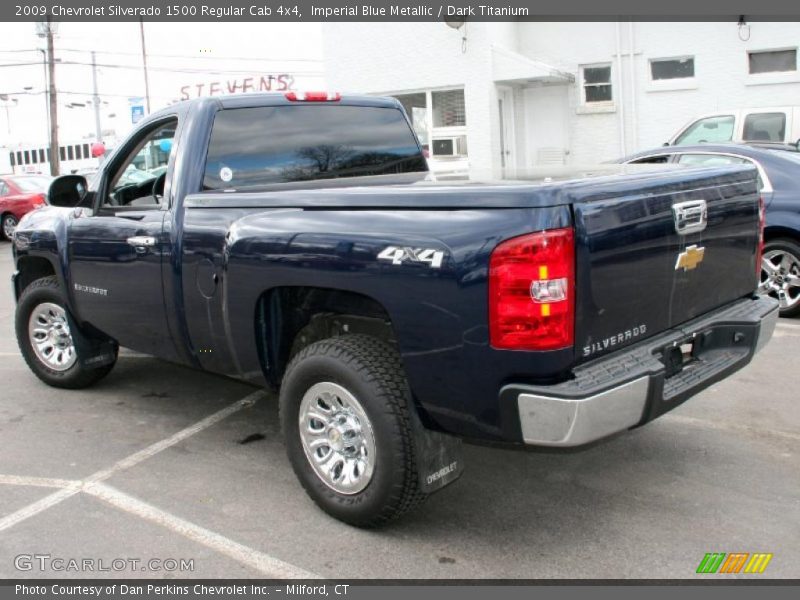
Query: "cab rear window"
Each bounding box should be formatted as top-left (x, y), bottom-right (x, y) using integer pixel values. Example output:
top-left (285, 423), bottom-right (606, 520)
top-left (202, 104), bottom-right (427, 190)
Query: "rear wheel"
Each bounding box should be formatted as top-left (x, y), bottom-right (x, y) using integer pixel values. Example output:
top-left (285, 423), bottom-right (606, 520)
top-left (279, 334), bottom-right (426, 527)
top-left (1, 214), bottom-right (17, 240)
top-left (15, 276), bottom-right (117, 388)
top-left (759, 238), bottom-right (800, 317)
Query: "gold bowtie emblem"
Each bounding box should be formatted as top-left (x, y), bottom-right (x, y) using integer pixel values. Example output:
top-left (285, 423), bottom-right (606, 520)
top-left (675, 245), bottom-right (705, 271)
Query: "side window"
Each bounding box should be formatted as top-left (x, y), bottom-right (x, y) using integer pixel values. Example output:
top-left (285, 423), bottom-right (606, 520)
top-left (674, 116), bottom-right (735, 145)
top-left (629, 155), bottom-right (671, 164)
top-left (677, 154), bottom-right (746, 167)
top-left (743, 112), bottom-right (787, 142)
top-left (0, 182), bottom-right (8, 196)
top-left (678, 153), bottom-right (768, 191)
top-left (103, 119), bottom-right (176, 208)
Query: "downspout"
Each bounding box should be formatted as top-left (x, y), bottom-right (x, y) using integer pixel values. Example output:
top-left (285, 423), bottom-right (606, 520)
top-left (615, 21), bottom-right (626, 156)
top-left (628, 21), bottom-right (637, 152)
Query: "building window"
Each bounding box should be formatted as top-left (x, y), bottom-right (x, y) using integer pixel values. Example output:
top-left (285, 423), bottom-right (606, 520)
top-left (432, 89), bottom-right (466, 127)
top-left (391, 88), bottom-right (468, 161)
top-left (581, 64), bottom-right (612, 103)
top-left (748, 49), bottom-right (797, 74)
top-left (394, 92), bottom-right (429, 146)
top-left (650, 57), bottom-right (695, 80)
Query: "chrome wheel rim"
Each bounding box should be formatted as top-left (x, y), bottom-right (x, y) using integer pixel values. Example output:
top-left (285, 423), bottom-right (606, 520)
top-left (28, 302), bottom-right (77, 371)
top-left (298, 382), bottom-right (376, 495)
top-left (3, 215), bottom-right (16, 239)
top-left (759, 249), bottom-right (800, 311)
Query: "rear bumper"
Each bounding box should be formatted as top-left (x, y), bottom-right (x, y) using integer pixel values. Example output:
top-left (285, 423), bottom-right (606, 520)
top-left (501, 295), bottom-right (779, 447)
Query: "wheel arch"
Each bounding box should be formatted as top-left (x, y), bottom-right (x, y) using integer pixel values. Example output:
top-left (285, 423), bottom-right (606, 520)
top-left (764, 225), bottom-right (800, 244)
top-left (14, 255), bottom-right (59, 301)
top-left (254, 286), bottom-right (399, 389)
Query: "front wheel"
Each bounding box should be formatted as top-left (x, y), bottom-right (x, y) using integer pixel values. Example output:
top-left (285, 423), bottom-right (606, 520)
top-left (16, 276), bottom-right (117, 389)
top-left (1, 214), bottom-right (17, 241)
top-left (279, 334), bottom-right (426, 527)
top-left (759, 238), bottom-right (800, 318)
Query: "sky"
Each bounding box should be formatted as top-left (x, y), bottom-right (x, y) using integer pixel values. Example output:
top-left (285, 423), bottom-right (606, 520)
top-left (0, 22), bottom-right (325, 148)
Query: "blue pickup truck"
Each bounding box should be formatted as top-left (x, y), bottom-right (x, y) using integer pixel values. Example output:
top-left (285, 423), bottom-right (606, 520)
top-left (11, 93), bottom-right (778, 526)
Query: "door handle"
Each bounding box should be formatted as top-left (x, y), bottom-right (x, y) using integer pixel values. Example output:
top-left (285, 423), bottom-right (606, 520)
top-left (127, 236), bottom-right (157, 253)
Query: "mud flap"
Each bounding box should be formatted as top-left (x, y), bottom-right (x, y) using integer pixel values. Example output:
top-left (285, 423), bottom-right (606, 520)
top-left (65, 311), bottom-right (118, 369)
top-left (408, 406), bottom-right (464, 494)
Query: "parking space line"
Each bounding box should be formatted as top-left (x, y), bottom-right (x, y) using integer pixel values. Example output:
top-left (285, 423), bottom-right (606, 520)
top-left (773, 329), bottom-right (800, 338)
top-left (663, 414), bottom-right (800, 442)
top-left (0, 487), bottom-right (81, 533)
top-left (0, 390), bottom-right (263, 534)
top-left (0, 474), bottom-right (77, 489)
top-left (85, 482), bottom-right (320, 579)
top-left (85, 390), bottom-right (264, 485)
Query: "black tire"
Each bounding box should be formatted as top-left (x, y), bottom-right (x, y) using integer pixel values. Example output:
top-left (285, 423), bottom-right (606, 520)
top-left (15, 276), bottom-right (117, 389)
top-left (279, 334), bottom-right (426, 527)
top-left (1, 213), bottom-right (17, 241)
top-left (761, 238), bottom-right (800, 318)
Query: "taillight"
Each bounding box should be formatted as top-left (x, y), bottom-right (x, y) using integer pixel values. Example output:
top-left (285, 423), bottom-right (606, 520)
top-left (756, 195), bottom-right (766, 281)
top-left (489, 227), bottom-right (575, 351)
top-left (285, 91), bottom-right (341, 102)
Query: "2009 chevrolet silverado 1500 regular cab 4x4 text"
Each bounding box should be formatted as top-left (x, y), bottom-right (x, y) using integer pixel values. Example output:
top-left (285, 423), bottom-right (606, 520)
top-left (11, 92), bottom-right (778, 526)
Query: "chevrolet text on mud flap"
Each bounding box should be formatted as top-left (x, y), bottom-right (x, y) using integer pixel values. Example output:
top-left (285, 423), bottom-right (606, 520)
top-left (10, 92), bottom-right (778, 526)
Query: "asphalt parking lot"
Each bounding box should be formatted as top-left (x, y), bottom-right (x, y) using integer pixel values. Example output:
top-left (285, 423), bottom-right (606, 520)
top-left (0, 241), bottom-right (798, 580)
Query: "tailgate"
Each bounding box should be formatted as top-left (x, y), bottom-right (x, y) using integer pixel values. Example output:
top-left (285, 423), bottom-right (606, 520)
top-left (572, 165), bottom-right (760, 363)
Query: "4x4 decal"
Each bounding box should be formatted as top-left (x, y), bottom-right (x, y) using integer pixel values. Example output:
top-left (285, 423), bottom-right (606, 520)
top-left (377, 246), bottom-right (445, 269)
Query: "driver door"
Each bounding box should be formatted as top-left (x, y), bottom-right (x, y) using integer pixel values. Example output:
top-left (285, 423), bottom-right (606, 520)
top-left (67, 117), bottom-right (180, 360)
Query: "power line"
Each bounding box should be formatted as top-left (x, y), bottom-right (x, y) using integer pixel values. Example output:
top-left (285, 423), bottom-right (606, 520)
top-left (0, 59), bottom-right (324, 75)
top-left (0, 47), bottom-right (322, 63)
top-left (61, 47), bottom-right (322, 63)
top-left (1, 89), bottom-right (182, 100)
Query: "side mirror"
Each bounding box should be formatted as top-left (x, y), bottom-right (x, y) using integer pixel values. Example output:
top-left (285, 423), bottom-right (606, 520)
top-left (48, 175), bottom-right (88, 208)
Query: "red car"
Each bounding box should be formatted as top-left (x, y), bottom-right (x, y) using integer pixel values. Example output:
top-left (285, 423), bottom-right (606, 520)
top-left (0, 175), bottom-right (51, 240)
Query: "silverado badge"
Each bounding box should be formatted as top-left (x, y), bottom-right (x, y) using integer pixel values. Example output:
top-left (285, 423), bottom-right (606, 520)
top-left (675, 244), bottom-right (705, 271)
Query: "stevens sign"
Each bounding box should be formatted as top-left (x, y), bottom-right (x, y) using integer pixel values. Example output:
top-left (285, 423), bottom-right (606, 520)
top-left (179, 74), bottom-right (295, 100)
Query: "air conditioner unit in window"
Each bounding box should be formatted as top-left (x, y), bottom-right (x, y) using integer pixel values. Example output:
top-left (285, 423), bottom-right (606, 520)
top-left (431, 135), bottom-right (468, 158)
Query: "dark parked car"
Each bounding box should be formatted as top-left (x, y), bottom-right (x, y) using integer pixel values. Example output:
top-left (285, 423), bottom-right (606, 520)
top-left (0, 175), bottom-right (51, 240)
top-left (621, 144), bottom-right (800, 317)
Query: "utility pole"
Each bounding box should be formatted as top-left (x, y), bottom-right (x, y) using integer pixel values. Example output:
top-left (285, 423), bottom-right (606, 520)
top-left (139, 18), bottom-right (152, 113)
top-left (91, 51), bottom-right (102, 142)
top-left (37, 48), bottom-right (50, 154)
top-left (40, 17), bottom-right (60, 176)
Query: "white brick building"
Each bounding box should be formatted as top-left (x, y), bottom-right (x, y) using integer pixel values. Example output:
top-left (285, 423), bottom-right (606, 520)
top-left (323, 21), bottom-right (800, 175)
